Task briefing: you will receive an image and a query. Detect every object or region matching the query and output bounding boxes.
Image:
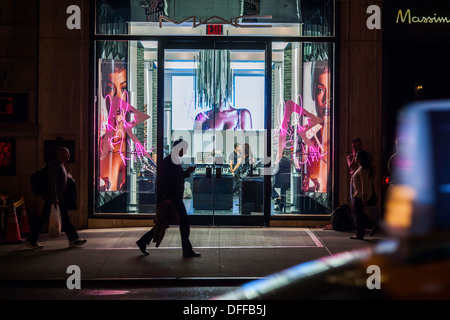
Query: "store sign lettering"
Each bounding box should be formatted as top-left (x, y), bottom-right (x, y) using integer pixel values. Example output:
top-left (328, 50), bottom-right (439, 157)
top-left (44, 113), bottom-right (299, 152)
top-left (159, 15), bottom-right (272, 28)
top-left (396, 9), bottom-right (450, 24)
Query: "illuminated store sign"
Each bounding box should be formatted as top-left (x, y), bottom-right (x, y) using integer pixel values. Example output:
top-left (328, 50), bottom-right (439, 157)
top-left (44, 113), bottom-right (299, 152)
top-left (396, 9), bottom-right (450, 24)
top-left (159, 15), bottom-right (272, 28)
top-left (384, 1), bottom-right (450, 42)
top-left (206, 24), bottom-right (223, 35)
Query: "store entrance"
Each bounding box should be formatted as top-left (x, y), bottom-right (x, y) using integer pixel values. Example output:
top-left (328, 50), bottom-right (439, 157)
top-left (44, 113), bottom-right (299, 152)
top-left (161, 40), bottom-right (268, 226)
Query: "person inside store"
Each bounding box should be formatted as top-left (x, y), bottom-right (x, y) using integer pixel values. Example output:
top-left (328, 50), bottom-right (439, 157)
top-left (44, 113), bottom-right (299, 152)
top-left (25, 147), bottom-right (87, 249)
top-left (193, 97), bottom-right (253, 131)
top-left (136, 139), bottom-right (200, 258)
top-left (239, 143), bottom-right (256, 178)
top-left (350, 150), bottom-right (375, 240)
top-left (229, 143), bottom-right (242, 196)
top-left (273, 150), bottom-right (292, 212)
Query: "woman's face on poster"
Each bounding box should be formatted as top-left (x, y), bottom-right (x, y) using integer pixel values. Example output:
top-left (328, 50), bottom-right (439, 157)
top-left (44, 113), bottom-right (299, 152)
top-left (314, 71), bottom-right (330, 117)
top-left (103, 69), bottom-right (127, 100)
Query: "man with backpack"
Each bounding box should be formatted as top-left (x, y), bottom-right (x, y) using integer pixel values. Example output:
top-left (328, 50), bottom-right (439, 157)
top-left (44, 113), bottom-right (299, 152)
top-left (25, 147), bottom-right (86, 249)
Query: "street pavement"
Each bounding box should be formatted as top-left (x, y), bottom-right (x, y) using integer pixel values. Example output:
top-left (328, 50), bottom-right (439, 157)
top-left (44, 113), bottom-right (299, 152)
top-left (0, 226), bottom-right (390, 300)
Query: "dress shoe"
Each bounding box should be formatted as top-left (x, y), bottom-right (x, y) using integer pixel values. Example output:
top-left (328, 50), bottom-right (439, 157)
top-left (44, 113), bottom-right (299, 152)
top-left (136, 240), bottom-right (149, 255)
top-left (183, 251), bottom-right (201, 258)
top-left (24, 241), bottom-right (44, 249)
top-left (69, 239), bottom-right (87, 248)
top-left (370, 224), bottom-right (378, 237)
top-left (349, 235), bottom-right (364, 240)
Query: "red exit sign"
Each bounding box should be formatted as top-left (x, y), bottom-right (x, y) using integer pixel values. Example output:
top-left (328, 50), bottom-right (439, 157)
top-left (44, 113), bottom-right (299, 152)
top-left (206, 24), bottom-right (223, 35)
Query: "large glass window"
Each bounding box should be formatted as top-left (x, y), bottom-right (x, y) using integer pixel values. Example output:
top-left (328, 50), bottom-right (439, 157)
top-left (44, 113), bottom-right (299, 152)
top-left (94, 40), bottom-right (158, 214)
top-left (92, 1), bottom-right (336, 220)
top-left (271, 42), bottom-right (333, 215)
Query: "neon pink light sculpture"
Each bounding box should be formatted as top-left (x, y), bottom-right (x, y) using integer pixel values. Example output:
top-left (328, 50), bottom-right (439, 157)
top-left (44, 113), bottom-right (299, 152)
top-left (102, 93), bottom-right (151, 166)
top-left (275, 98), bottom-right (327, 168)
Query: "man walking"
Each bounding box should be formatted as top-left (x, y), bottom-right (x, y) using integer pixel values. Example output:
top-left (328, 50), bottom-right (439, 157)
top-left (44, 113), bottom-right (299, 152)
top-left (136, 139), bottom-right (200, 258)
top-left (25, 147), bottom-right (86, 249)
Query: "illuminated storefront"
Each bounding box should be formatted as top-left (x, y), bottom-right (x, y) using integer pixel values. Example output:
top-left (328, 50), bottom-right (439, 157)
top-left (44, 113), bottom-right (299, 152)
top-left (92, 0), bottom-right (335, 226)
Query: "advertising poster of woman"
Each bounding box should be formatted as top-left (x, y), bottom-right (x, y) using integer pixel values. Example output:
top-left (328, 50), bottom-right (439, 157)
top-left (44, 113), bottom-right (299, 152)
top-left (99, 60), bottom-right (128, 191)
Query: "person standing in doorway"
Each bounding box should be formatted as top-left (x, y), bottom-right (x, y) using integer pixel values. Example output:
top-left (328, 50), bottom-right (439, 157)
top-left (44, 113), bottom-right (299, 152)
top-left (25, 147), bottom-right (87, 249)
top-left (136, 139), bottom-right (200, 258)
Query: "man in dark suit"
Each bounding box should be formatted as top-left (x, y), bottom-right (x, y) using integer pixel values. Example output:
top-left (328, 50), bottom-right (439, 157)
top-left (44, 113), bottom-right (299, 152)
top-left (136, 139), bottom-right (200, 258)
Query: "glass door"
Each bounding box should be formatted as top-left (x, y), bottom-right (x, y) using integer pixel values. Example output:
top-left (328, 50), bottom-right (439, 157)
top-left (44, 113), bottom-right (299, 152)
top-left (162, 41), bottom-right (267, 226)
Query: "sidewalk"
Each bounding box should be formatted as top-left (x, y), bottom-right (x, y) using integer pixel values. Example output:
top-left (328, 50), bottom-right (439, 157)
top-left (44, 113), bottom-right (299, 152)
top-left (0, 226), bottom-right (389, 284)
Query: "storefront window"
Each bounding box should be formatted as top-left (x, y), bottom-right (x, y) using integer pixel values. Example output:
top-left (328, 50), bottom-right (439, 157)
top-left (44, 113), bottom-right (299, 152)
top-left (94, 40), bottom-right (158, 214)
top-left (96, 0), bottom-right (334, 37)
top-left (271, 42), bottom-right (333, 215)
top-left (92, 1), bottom-right (335, 221)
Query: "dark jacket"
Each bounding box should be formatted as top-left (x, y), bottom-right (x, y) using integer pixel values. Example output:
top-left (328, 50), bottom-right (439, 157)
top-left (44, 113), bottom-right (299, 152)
top-left (64, 177), bottom-right (78, 210)
top-left (43, 162), bottom-right (67, 204)
top-left (274, 156), bottom-right (291, 189)
top-left (161, 154), bottom-right (190, 201)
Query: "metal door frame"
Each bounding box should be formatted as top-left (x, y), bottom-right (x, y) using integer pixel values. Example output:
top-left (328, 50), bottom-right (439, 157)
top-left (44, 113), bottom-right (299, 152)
top-left (157, 39), bottom-right (271, 226)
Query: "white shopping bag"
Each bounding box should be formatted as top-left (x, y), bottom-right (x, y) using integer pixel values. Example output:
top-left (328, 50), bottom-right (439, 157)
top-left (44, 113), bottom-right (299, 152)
top-left (48, 204), bottom-right (62, 238)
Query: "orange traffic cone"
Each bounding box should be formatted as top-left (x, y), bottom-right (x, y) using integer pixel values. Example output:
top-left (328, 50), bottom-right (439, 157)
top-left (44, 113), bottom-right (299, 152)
top-left (18, 199), bottom-right (31, 234)
top-left (4, 204), bottom-right (24, 243)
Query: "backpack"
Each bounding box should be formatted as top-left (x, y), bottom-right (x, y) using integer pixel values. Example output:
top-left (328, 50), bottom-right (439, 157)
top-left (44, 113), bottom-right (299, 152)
top-left (31, 164), bottom-right (50, 196)
top-left (331, 204), bottom-right (355, 231)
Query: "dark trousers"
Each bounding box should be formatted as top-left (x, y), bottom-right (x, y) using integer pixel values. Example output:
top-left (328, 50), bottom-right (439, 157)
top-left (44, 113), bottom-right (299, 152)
top-left (352, 197), bottom-right (372, 237)
top-left (28, 200), bottom-right (79, 243)
top-left (272, 186), bottom-right (288, 211)
top-left (232, 174), bottom-right (240, 195)
top-left (138, 199), bottom-right (193, 254)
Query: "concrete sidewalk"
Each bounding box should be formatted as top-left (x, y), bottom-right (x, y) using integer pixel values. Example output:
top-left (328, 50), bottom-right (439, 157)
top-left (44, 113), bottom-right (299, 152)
top-left (0, 226), bottom-right (389, 284)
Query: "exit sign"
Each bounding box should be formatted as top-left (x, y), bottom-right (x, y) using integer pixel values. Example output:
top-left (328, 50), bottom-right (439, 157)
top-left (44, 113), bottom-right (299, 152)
top-left (206, 24), bottom-right (223, 35)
